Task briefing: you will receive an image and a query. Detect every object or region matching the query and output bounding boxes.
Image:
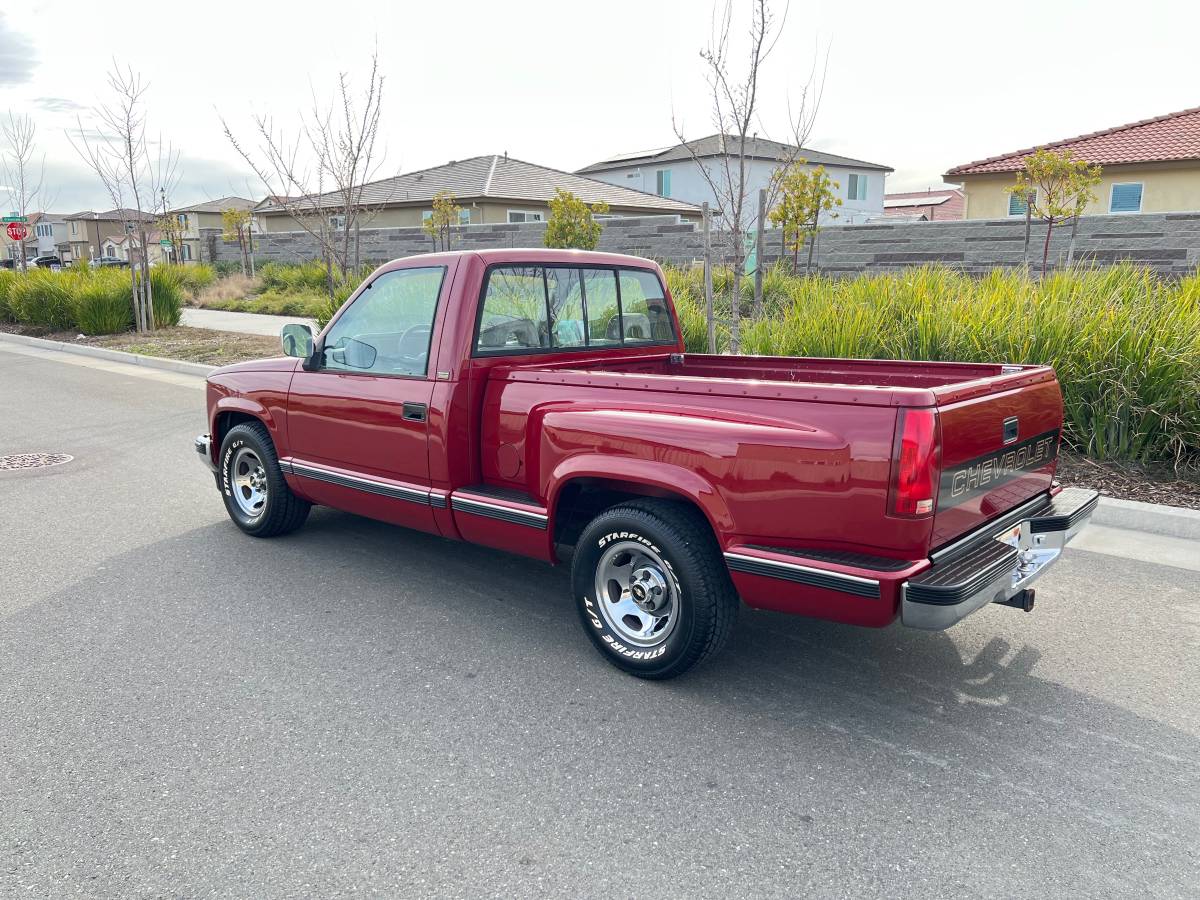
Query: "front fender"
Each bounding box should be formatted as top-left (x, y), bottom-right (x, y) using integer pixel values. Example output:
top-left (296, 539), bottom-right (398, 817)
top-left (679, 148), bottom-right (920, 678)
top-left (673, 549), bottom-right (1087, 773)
top-left (208, 384), bottom-right (285, 451)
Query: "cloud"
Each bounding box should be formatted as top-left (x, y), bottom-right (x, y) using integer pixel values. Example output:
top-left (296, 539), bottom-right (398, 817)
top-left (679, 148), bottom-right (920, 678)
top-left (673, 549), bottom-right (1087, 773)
top-left (33, 97), bottom-right (87, 114)
top-left (0, 13), bottom-right (36, 86)
top-left (37, 154), bottom-right (259, 214)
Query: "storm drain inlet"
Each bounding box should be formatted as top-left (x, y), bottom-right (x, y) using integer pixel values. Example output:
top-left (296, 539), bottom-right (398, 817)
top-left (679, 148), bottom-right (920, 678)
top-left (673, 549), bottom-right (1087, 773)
top-left (0, 453), bottom-right (74, 470)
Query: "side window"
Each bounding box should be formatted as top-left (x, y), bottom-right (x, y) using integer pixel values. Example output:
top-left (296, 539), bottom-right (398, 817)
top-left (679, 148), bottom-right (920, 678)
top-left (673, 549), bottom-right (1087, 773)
top-left (477, 266), bottom-right (550, 352)
top-left (618, 270), bottom-right (673, 342)
top-left (323, 266), bottom-right (444, 376)
top-left (583, 269), bottom-right (621, 345)
top-left (545, 267), bottom-right (586, 348)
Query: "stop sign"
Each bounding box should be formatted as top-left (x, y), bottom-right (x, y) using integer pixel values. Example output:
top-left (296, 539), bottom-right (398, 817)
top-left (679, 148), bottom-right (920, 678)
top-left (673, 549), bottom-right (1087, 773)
top-left (6, 222), bottom-right (28, 242)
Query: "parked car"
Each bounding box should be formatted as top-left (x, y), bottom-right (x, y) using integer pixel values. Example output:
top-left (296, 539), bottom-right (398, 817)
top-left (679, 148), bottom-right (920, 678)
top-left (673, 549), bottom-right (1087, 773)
top-left (31, 255), bottom-right (63, 269)
top-left (90, 256), bottom-right (129, 268)
top-left (195, 249), bottom-right (1097, 679)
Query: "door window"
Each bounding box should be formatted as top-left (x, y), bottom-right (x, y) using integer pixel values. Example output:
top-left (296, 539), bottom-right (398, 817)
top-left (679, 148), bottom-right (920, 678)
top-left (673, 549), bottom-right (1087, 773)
top-left (322, 266), bottom-right (445, 377)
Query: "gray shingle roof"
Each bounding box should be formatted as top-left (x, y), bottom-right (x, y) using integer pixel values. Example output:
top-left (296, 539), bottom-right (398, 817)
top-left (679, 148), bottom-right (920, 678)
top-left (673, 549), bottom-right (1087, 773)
top-left (576, 134), bottom-right (893, 174)
top-left (256, 155), bottom-right (702, 214)
top-left (171, 196), bottom-right (255, 214)
top-left (64, 208), bottom-right (157, 222)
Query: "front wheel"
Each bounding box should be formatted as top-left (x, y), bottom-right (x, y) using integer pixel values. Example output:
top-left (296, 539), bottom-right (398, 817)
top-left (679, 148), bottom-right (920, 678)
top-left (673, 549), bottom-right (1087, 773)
top-left (571, 500), bottom-right (738, 679)
top-left (218, 422), bottom-right (310, 537)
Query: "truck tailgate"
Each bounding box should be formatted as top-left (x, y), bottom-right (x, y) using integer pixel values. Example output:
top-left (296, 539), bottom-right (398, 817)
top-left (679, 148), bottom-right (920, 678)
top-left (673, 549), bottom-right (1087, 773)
top-left (931, 378), bottom-right (1063, 549)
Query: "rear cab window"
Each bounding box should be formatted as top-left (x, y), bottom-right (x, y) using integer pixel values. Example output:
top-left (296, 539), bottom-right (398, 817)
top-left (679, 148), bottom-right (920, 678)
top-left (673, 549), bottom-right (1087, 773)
top-left (474, 264), bottom-right (675, 356)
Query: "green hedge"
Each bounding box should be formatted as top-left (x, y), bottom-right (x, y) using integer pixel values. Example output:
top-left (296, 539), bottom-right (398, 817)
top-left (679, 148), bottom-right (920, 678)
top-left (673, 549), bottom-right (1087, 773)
top-left (667, 263), bottom-right (1200, 463)
top-left (0, 266), bottom-right (182, 334)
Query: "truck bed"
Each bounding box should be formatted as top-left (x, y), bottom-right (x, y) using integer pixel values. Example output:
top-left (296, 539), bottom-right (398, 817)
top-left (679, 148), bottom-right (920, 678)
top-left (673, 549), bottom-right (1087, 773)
top-left (501, 352), bottom-right (1057, 408)
top-left (487, 350), bottom-right (1063, 559)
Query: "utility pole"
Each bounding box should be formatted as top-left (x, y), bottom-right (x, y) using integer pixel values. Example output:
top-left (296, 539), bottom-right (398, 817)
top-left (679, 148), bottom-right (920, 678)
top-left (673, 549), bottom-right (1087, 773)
top-left (702, 202), bottom-right (715, 354)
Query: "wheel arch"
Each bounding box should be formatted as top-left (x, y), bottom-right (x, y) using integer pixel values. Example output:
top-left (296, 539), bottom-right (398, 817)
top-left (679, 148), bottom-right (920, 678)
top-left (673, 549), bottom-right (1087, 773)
top-left (546, 457), bottom-right (732, 553)
top-left (211, 399), bottom-right (278, 452)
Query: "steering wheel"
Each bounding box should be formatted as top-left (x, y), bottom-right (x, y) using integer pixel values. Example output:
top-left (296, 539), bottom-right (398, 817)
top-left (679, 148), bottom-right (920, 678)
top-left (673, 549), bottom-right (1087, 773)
top-left (398, 324), bottom-right (432, 358)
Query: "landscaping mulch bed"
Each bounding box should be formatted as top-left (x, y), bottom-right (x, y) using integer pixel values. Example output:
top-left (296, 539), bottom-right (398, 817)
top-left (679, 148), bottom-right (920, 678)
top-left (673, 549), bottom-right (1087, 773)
top-left (1056, 449), bottom-right (1200, 511)
top-left (1, 323), bottom-right (280, 366)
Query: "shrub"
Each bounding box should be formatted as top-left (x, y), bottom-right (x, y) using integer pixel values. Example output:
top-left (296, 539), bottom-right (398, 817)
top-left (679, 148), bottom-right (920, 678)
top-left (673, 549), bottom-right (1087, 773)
top-left (167, 263), bottom-right (216, 297)
top-left (214, 260), bottom-right (244, 277)
top-left (258, 260), bottom-right (332, 294)
top-left (0, 269), bottom-right (17, 321)
top-left (9, 268), bottom-right (76, 329)
top-left (73, 269), bottom-right (133, 334)
top-left (668, 263), bottom-right (1200, 463)
top-left (148, 266), bottom-right (185, 327)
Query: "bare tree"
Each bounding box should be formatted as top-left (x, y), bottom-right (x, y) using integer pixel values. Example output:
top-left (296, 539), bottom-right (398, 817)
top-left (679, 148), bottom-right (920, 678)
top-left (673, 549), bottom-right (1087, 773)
top-left (1, 113), bottom-right (48, 272)
top-left (673, 0), bottom-right (826, 350)
top-left (70, 63), bottom-right (180, 332)
top-left (221, 50), bottom-right (390, 298)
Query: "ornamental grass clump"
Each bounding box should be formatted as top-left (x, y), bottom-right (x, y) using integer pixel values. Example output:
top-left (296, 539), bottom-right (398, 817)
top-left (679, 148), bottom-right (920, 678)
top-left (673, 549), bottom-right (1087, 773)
top-left (667, 263), bottom-right (1200, 462)
top-left (73, 268), bottom-right (133, 334)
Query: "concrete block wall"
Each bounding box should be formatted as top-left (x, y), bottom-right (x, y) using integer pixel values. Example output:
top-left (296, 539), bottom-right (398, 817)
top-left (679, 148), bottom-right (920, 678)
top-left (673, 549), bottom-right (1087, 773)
top-left (201, 211), bottom-right (1200, 276)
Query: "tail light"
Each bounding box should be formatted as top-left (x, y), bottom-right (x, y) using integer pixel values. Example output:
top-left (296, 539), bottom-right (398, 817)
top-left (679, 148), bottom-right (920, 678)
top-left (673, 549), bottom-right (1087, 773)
top-left (889, 409), bottom-right (939, 518)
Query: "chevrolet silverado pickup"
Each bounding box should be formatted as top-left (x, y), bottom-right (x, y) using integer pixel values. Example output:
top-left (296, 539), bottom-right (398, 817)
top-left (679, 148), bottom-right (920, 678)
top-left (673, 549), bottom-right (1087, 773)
top-left (196, 248), bottom-right (1097, 679)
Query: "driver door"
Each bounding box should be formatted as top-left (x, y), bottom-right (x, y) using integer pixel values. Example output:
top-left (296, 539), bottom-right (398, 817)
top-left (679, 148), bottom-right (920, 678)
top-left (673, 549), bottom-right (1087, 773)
top-left (285, 265), bottom-right (448, 533)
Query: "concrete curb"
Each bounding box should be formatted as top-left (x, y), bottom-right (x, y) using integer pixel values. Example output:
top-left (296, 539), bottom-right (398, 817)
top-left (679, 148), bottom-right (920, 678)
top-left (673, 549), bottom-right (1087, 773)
top-left (1093, 496), bottom-right (1200, 542)
top-left (0, 331), bottom-right (214, 377)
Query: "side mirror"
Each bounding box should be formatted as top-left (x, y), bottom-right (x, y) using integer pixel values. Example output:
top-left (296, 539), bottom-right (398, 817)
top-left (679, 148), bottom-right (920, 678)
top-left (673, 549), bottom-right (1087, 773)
top-left (281, 323), bottom-right (314, 359)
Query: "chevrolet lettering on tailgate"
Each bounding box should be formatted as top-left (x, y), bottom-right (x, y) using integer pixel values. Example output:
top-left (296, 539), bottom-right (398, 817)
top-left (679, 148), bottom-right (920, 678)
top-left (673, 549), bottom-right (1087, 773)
top-left (939, 430), bottom-right (1060, 510)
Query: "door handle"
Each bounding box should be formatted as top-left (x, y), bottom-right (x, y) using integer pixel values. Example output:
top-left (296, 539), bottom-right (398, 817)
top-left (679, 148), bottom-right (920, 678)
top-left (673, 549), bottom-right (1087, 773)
top-left (402, 401), bottom-right (428, 422)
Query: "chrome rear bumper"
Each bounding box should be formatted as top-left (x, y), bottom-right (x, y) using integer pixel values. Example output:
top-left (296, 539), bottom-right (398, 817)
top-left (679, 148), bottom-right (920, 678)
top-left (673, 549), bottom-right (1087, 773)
top-left (901, 488), bottom-right (1099, 630)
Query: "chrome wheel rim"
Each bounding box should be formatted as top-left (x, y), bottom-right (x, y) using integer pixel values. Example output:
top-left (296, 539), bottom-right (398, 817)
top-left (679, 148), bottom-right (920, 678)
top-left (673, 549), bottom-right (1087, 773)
top-left (230, 447), bottom-right (268, 517)
top-left (594, 540), bottom-right (678, 647)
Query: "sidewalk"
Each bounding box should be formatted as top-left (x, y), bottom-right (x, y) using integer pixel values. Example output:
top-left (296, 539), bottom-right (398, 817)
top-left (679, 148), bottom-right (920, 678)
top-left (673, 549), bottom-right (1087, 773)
top-left (181, 307), bottom-right (316, 337)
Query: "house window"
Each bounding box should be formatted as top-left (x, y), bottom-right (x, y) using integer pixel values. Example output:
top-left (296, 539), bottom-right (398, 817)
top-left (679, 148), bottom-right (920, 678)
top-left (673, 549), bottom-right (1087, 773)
top-left (1008, 189), bottom-right (1036, 217)
top-left (847, 173), bottom-right (868, 202)
top-left (177, 214), bottom-right (188, 229)
top-left (182, 243), bottom-right (192, 261)
top-left (507, 210), bottom-right (545, 224)
top-left (423, 209), bottom-right (473, 226)
top-left (70, 222), bottom-right (78, 235)
top-left (656, 169), bottom-right (672, 197)
top-left (1110, 182), bottom-right (1143, 214)
top-left (329, 215), bottom-right (346, 231)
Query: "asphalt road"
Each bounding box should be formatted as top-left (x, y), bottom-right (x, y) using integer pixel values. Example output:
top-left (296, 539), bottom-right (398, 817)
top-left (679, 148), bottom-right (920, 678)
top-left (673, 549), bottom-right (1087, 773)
top-left (1, 343), bottom-right (1198, 899)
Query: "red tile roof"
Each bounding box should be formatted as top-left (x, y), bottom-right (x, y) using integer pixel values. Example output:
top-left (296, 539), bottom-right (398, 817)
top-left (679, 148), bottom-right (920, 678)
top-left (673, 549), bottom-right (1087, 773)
top-left (946, 106), bottom-right (1200, 176)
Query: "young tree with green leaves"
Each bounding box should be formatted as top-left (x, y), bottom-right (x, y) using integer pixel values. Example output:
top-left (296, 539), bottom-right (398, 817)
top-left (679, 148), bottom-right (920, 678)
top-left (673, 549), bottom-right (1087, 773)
top-left (422, 191), bottom-right (463, 251)
top-left (769, 162), bottom-right (842, 273)
top-left (543, 189), bottom-right (609, 250)
top-left (221, 207), bottom-right (252, 274)
top-left (1007, 148), bottom-right (1102, 276)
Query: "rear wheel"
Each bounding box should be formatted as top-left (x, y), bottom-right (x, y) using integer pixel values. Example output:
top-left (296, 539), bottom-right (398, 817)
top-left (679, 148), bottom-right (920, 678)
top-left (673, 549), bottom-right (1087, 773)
top-left (218, 422), bottom-right (310, 537)
top-left (571, 499), bottom-right (738, 679)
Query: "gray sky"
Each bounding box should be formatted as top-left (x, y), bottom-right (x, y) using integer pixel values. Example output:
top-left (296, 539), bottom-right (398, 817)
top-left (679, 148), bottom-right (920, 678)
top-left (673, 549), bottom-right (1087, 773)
top-left (3, 0), bottom-right (1198, 212)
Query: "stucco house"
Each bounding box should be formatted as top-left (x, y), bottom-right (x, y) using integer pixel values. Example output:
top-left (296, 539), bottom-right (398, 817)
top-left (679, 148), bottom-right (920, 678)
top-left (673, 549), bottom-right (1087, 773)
top-left (1, 212), bottom-right (70, 263)
top-left (577, 135), bottom-right (893, 226)
top-left (64, 209), bottom-right (157, 264)
top-left (945, 106), bottom-right (1200, 219)
top-left (169, 196), bottom-right (255, 263)
top-left (254, 155), bottom-right (700, 232)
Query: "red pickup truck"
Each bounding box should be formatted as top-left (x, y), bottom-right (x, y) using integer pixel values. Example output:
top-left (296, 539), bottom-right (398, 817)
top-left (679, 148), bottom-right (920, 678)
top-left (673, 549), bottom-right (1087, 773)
top-left (196, 248), bottom-right (1097, 678)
